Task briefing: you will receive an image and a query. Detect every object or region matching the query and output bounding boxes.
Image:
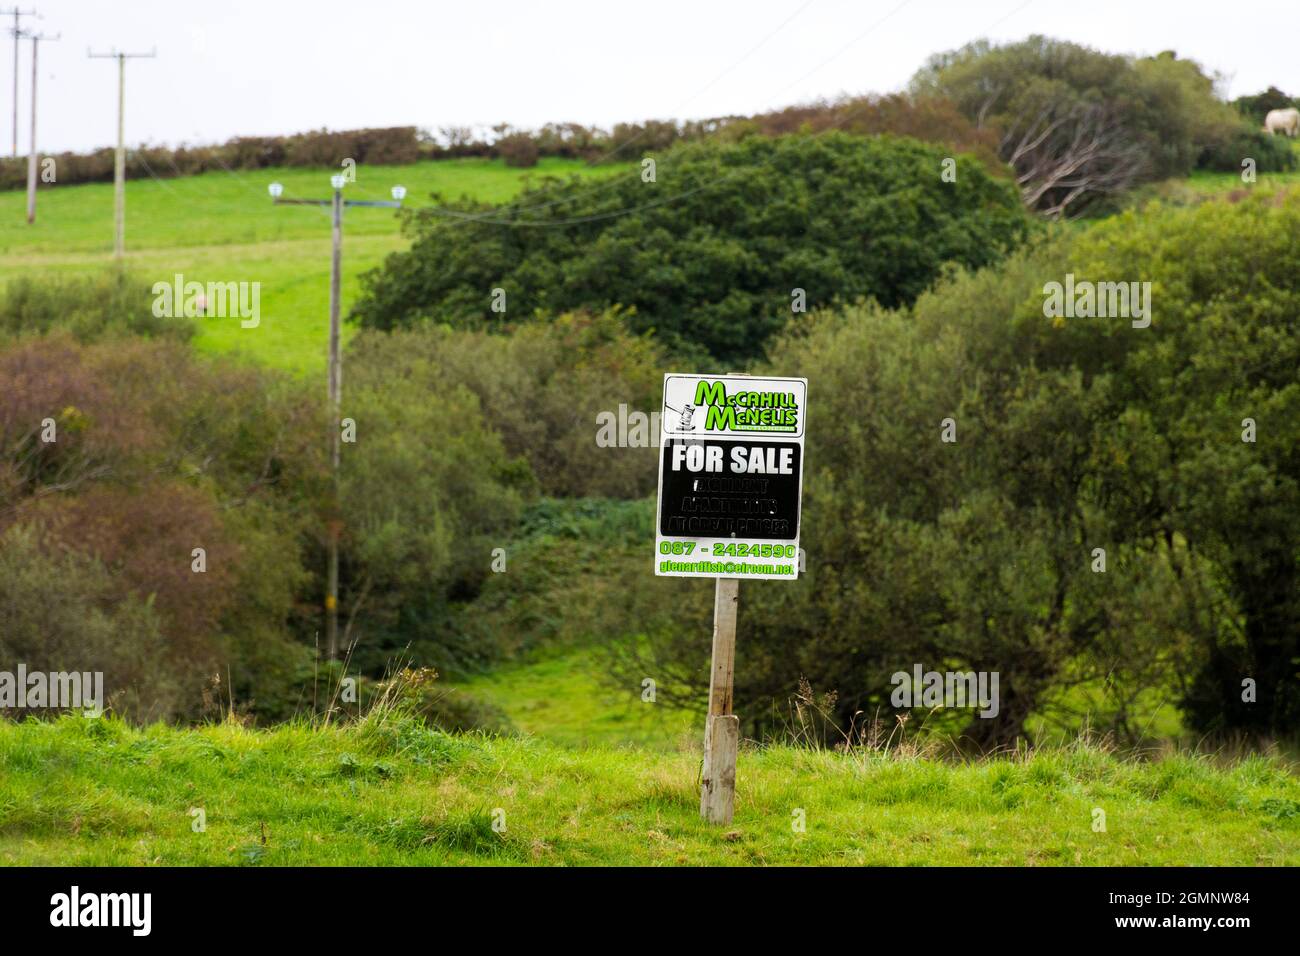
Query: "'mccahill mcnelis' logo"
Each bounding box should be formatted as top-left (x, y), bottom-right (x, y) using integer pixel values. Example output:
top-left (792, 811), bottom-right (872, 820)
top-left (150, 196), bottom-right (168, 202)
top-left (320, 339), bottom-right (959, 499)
top-left (691, 381), bottom-right (799, 433)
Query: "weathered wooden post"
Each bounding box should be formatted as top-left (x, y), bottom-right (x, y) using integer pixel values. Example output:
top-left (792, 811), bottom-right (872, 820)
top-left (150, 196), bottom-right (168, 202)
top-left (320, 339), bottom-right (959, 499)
top-left (701, 577), bottom-right (740, 823)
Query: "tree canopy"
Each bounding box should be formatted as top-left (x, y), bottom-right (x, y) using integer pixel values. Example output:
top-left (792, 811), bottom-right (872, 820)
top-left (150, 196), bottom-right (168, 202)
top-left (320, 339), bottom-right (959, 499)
top-left (352, 132), bottom-right (1031, 364)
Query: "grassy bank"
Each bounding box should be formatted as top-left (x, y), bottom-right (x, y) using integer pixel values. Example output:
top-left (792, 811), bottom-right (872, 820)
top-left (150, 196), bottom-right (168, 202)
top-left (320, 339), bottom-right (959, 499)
top-left (451, 646), bottom-right (697, 749)
top-left (1, 716), bottom-right (1296, 866)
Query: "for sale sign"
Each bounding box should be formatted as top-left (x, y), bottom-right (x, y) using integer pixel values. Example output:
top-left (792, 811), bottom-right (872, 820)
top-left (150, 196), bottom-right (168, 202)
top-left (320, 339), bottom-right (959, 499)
top-left (655, 374), bottom-right (807, 579)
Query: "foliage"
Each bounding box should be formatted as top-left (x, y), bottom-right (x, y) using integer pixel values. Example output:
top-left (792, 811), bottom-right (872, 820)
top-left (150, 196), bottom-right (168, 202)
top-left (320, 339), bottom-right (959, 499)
top-left (497, 132), bottom-right (540, 168)
top-left (1232, 86), bottom-right (1298, 127)
top-left (353, 132), bottom-right (1031, 363)
top-left (733, 92), bottom-right (1006, 173)
top-left (912, 38), bottom-right (1266, 215)
top-left (0, 526), bottom-right (178, 720)
top-left (339, 331), bottom-right (534, 673)
top-left (0, 272), bottom-right (192, 344)
top-left (326, 310), bottom-right (677, 681)
top-left (0, 127), bottom-right (421, 192)
top-left (1061, 195), bottom-right (1300, 735)
top-left (349, 310), bottom-right (667, 499)
top-left (1197, 126), bottom-right (1297, 174)
top-left (615, 191), bottom-right (1300, 745)
top-left (0, 331), bottom-right (326, 721)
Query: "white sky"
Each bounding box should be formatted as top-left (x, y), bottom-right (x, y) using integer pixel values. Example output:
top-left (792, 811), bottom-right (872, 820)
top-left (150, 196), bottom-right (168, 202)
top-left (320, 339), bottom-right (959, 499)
top-left (14, 0), bottom-right (1300, 155)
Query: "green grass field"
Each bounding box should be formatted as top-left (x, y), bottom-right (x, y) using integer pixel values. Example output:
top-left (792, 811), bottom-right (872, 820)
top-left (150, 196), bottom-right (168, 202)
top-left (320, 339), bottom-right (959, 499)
top-left (1, 715), bottom-right (1295, 865)
top-left (452, 646), bottom-right (697, 749)
top-left (0, 157), bottom-right (627, 372)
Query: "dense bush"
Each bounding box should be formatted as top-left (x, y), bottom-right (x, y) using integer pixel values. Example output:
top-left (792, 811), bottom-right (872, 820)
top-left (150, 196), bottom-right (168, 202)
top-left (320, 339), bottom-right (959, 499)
top-left (0, 524), bottom-right (179, 720)
top-left (348, 310), bottom-right (666, 499)
top-left (1232, 86), bottom-right (1297, 127)
top-left (1197, 126), bottom-right (1297, 173)
top-left (1059, 195), bottom-right (1300, 736)
top-left (0, 272), bottom-right (192, 343)
top-left (733, 93), bottom-right (1005, 173)
top-left (614, 190), bottom-right (1300, 745)
top-left (337, 330), bottom-right (533, 673)
top-left (912, 38), bottom-right (1267, 214)
top-left (497, 132), bottom-right (540, 168)
top-left (335, 309), bottom-right (683, 671)
top-left (0, 327), bottom-right (326, 722)
top-left (352, 132), bottom-right (1032, 363)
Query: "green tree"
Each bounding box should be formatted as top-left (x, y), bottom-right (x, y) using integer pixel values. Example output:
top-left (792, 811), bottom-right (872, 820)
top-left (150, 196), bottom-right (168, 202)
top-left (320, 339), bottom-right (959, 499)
top-left (339, 334), bottom-right (533, 673)
top-left (352, 132), bottom-right (1030, 364)
top-left (912, 37), bottom-right (1274, 215)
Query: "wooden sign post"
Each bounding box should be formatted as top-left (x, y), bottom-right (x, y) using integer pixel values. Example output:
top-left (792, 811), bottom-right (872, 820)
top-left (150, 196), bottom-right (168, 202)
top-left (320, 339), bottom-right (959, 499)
top-left (654, 373), bottom-right (807, 826)
top-left (701, 577), bottom-right (740, 824)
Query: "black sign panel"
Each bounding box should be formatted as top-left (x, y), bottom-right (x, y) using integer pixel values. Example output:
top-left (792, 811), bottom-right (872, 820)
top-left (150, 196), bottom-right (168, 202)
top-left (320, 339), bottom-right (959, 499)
top-left (658, 438), bottom-right (801, 540)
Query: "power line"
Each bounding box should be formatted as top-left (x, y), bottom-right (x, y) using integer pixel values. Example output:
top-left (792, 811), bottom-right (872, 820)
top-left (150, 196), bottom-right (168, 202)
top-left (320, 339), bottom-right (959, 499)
top-left (87, 47), bottom-right (156, 257)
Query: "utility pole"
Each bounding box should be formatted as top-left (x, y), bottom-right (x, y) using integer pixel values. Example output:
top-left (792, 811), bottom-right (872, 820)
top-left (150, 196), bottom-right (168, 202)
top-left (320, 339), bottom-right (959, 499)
top-left (268, 177), bottom-right (407, 661)
top-left (3, 7), bottom-right (36, 157)
top-left (87, 47), bottom-right (154, 256)
top-left (23, 28), bottom-right (54, 224)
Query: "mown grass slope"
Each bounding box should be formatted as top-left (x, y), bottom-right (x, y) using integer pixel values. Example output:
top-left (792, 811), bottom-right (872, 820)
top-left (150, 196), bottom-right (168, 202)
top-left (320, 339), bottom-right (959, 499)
top-left (1, 716), bottom-right (1295, 866)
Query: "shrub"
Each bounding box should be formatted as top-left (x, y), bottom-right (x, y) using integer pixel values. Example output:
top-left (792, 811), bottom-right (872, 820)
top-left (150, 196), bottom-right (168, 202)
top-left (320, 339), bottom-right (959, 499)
top-left (353, 132), bottom-right (1032, 364)
top-left (497, 132), bottom-right (540, 168)
top-left (0, 524), bottom-right (180, 721)
top-left (741, 93), bottom-right (1004, 173)
top-left (0, 272), bottom-right (192, 344)
top-left (349, 310), bottom-right (666, 499)
top-left (0, 326), bottom-right (326, 723)
top-left (614, 191), bottom-right (1300, 745)
top-left (338, 334), bottom-right (534, 673)
top-left (913, 37), bottom-right (1254, 214)
top-left (1196, 125), bottom-right (1297, 173)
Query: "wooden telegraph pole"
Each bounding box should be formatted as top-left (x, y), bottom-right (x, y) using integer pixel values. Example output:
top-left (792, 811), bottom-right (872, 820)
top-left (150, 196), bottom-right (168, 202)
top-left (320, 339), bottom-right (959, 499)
top-left (268, 177), bottom-right (407, 661)
top-left (701, 577), bottom-right (741, 824)
top-left (4, 7), bottom-right (37, 158)
top-left (23, 29), bottom-right (55, 224)
top-left (87, 48), bottom-right (155, 256)
top-left (326, 181), bottom-right (343, 661)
